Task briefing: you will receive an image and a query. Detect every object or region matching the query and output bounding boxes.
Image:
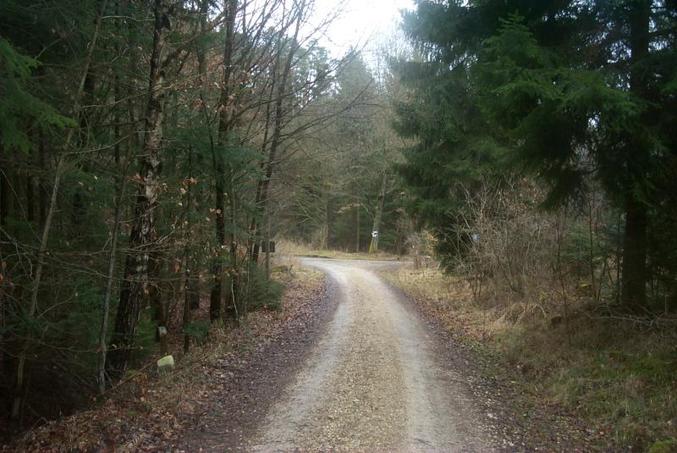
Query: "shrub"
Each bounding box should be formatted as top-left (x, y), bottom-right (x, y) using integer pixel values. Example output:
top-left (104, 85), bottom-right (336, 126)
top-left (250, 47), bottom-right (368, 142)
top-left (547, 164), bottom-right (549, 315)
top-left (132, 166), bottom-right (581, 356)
top-left (239, 265), bottom-right (284, 312)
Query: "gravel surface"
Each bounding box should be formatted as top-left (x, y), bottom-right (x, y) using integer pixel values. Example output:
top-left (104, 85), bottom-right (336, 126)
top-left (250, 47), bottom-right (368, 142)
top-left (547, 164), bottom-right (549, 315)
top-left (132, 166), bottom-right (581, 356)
top-left (250, 258), bottom-right (492, 451)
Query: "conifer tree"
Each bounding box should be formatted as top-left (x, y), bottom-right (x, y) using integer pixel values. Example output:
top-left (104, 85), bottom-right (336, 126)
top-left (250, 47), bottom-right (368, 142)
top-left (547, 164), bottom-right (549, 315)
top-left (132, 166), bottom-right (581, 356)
top-left (396, 0), bottom-right (677, 310)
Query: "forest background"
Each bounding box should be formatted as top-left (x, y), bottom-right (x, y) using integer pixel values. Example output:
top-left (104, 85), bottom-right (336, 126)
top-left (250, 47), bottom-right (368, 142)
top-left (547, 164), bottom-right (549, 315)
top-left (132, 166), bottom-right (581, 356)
top-left (0, 0), bottom-right (676, 450)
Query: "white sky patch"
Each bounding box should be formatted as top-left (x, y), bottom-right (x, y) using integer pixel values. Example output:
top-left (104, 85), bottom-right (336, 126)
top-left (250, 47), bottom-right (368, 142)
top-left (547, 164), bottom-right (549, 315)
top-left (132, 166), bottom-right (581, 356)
top-left (306, 0), bottom-right (415, 59)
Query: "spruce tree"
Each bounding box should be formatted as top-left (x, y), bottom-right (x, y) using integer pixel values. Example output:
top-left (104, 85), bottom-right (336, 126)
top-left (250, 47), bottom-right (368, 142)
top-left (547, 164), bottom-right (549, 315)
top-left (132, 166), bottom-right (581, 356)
top-left (396, 0), bottom-right (677, 309)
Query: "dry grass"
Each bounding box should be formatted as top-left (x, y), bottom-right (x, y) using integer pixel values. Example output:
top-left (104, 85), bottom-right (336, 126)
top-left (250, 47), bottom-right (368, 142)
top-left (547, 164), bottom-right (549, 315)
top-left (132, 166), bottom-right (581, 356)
top-left (384, 265), bottom-right (677, 451)
top-left (275, 238), bottom-right (401, 261)
top-left (383, 266), bottom-right (516, 342)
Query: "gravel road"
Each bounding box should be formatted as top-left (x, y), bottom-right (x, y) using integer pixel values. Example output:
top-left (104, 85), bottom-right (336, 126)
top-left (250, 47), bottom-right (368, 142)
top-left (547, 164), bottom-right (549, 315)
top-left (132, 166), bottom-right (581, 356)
top-left (251, 258), bottom-right (492, 451)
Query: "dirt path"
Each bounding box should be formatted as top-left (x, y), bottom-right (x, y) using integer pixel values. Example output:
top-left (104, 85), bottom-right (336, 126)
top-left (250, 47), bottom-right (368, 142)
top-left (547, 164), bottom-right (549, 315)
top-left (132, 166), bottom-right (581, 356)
top-left (249, 258), bottom-right (492, 451)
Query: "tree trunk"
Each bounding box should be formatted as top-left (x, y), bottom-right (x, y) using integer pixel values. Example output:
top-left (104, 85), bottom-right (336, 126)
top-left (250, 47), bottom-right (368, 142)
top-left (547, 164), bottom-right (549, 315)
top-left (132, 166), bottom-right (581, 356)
top-left (208, 119), bottom-right (225, 322)
top-left (153, 255), bottom-right (168, 356)
top-left (621, 195), bottom-right (648, 309)
top-left (227, 175), bottom-right (240, 320)
top-left (251, 5), bottom-right (304, 263)
top-left (97, 163), bottom-right (124, 393)
top-left (0, 251), bottom-right (7, 387)
top-left (264, 207), bottom-right (271, 279)
top-left (26, 165), bottom-right (35, 224)
top-left (209, 0), bottom-right (238, 322)
top-left (369, 172), bottom-right (387, 254)
top-left (249, 67), bottom-right (277, 264)
top-left (183, 263), bottom-right (192, 353)
top-left (107, 0), bottom-right (170, 379)
top-left (620, 0), bottom-right (650, 310)
top-left (182, 148), bottom-right (194, 353)
top-left (97, 2), bottom-right (127, 393)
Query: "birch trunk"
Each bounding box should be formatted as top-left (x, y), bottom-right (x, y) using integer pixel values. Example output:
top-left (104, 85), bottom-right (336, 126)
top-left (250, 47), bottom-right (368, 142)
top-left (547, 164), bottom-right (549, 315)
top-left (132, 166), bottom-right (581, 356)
top-left (107, 0), bottom-right (170, 379)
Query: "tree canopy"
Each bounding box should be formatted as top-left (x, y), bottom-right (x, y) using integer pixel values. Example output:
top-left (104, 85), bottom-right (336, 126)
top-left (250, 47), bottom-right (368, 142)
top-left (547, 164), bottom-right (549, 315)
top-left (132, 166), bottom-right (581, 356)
top-left (395, 0), bottom-right (677, 309)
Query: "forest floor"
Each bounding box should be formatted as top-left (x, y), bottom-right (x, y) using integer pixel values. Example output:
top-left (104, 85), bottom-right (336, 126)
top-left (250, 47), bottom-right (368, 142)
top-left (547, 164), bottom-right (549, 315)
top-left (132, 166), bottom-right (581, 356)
top-left (236, 257), bottom-right (494, 450)
top-left (186, 257), bottom-right (599, 451)
top-left (7, 257), bottom-right (670, 451)
top-left (3, 264), bottom-right (330, 451)
top-left (383, 264), bottom-right (677, 452)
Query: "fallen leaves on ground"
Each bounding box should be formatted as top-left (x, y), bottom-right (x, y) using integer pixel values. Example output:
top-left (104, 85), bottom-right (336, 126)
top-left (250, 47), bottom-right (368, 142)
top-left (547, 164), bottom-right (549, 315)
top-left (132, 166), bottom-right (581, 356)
top-left (3, 269), bottom-right (326, 452)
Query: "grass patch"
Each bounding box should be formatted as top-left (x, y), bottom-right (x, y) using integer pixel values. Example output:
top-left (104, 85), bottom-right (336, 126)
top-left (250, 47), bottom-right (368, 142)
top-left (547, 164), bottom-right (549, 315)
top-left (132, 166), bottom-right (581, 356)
top-left (385, 265), bottom-right (677, 451)
top-left (275, 239), bottom-right (401, 261)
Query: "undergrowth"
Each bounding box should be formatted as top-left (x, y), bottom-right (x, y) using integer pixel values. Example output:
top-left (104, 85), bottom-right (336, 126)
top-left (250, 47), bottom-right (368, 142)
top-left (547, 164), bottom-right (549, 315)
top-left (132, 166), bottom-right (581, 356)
top-left (385, 266), bottom-right (677, 451)
top-left (3, 267), bottom-right (325, 450)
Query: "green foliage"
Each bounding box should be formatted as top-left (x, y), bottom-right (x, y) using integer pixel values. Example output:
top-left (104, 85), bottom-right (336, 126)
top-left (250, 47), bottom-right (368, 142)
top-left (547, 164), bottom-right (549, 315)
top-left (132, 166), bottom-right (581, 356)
top-left (0, 38), bottom-right (74, 152)
top-left (50, 278), bottom-right (104, 350)
top-left (491, 316), bottom-right (677, 450)
top-left (552, 348), bottom-right (677, 449)
top-left (649, 438), bottom-right (677, 453)
top-left (474, 14), bottom-right (640, 207)
top-left (1, 0), bottom-right (352, 434)
top-left (280, 52), bottom-right (409, 253)
top-left (130, 314), bottom-right (159, 368)
top-left (396, 0), bottom-right (677, 305)
top-left (183, 320), bottom-right (211, 344)
top-left (240, 266), bottom-right (284, 311)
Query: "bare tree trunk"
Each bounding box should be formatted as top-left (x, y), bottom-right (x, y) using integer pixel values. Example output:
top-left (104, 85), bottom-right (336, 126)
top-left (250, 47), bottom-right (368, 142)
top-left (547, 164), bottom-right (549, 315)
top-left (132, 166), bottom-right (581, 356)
top-left (369, 172), bottom-right (387, 254)
top-left (209, 167), bottom-right (226, 321)
top-left (251, 3), bottom-right (304, 263)
top-left (97, 166), bottom-right (125, 393)
top-left (97, 0), bottom-right (127, 394)
top-left (224, 0), bottom-right (241, 321)
top-left (25, 158), bottom-right (35, 224)
top-left (107, 0), bottom-right (170, 379)
top-left (264, 207), bottom-right (271, 279)
top-left (183, 263), bottom-right (192, 353)
top-left (249, 49), bottom-right (278, 264)
top-left (622, 196), bottom-right (648, 309)
top-left (0, 240), bottom-right (7, 385)
top-left (227, 173), bottom-right (240, 320)
top-left (587, 192), bottom-right (599, 303)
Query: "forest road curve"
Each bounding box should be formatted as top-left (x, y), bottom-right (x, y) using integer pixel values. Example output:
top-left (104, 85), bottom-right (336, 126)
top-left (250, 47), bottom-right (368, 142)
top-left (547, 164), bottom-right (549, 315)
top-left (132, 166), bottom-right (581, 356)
top-left (250, 257), bottom-right (492, 452)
